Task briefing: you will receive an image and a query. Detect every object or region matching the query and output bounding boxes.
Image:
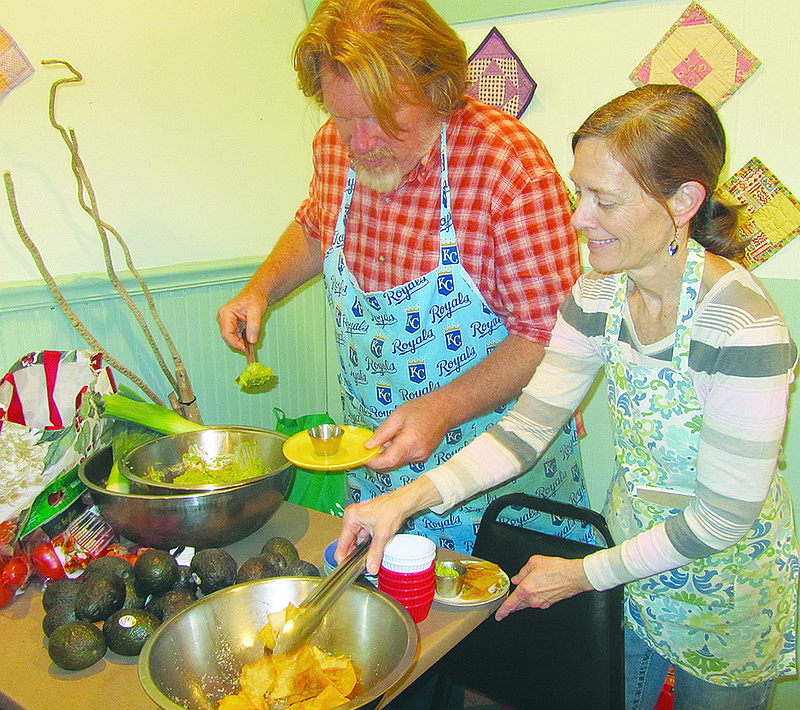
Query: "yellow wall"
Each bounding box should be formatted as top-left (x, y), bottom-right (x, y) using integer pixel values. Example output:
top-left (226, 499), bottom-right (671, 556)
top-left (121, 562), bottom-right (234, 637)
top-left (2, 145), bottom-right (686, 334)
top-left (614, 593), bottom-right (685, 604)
top-left (1, 0), bottom-right (799, 704)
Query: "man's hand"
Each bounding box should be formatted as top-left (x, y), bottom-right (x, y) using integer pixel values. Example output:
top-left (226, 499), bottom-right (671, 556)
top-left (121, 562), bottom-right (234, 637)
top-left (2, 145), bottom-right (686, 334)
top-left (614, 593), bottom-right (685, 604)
top-left (217, 289), bottom-right (269, 353)
top-left (216, 220), bottom-right (323, 352)
top-left (494, 555), bottom-right (592, 620)
top-left (363, 392), bottom-right (456, 472)
top-left (364, 335), bottom-right (545, 472)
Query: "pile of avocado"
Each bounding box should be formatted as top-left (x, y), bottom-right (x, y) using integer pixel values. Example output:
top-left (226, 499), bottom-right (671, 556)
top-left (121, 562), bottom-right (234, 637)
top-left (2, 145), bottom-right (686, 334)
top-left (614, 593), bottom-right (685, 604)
top-left (43, 537), bottom-right (319, 672)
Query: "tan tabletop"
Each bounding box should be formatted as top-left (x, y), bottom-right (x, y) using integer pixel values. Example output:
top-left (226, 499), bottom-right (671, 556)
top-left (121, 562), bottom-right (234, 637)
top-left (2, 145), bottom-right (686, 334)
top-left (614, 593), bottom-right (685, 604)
top-left (0, 502), bottom-right (501, 710)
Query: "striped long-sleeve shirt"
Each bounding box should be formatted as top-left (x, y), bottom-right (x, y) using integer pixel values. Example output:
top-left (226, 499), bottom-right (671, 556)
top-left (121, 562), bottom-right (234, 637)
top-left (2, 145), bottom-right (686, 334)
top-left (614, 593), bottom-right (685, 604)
top-left (425, 258), bottom-right (797, 589)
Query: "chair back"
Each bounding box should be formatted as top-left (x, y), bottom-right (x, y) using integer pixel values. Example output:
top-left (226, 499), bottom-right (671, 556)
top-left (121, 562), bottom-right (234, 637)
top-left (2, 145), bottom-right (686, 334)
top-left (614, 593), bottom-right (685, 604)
top-left (431, 492), bottom-right (625, 710)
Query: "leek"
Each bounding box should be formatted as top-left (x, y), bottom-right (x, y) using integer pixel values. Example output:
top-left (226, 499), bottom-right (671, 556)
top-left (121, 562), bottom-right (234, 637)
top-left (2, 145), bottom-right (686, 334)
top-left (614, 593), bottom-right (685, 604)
top-left (101, 392), bottom-right (206, 434)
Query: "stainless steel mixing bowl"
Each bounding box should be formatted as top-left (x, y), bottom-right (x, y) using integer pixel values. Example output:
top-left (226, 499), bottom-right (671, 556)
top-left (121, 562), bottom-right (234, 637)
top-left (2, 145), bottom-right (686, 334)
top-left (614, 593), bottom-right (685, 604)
top-left (118, 427), bottom-right (292, 493)
top-left (79, 438), bottom-right (293, 549)
top-left (138, 577), bottom-right (419, 710)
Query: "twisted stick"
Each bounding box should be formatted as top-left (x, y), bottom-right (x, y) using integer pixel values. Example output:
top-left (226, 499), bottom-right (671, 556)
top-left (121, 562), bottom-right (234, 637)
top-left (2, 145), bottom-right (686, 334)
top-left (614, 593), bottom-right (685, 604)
top-left (4, 170), bottom-right (165, 407)
top-left (42, 60), bottom-right (202, 422)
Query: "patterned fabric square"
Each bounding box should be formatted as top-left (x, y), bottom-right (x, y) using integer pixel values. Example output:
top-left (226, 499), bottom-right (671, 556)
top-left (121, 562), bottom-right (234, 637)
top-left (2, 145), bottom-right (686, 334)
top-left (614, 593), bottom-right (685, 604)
top-left (717, 158), bottom-right (800, 270)
top-left (0, 24), bottom-right (33, 104)
top-left (467, 27), bottom-right (536, 119)
top-left (630, 2), bottom-right (760, 109)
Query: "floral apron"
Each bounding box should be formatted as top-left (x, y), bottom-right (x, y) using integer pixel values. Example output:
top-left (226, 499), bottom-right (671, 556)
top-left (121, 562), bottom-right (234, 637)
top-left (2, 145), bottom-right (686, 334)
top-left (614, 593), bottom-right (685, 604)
top-left (323, 124), bottom-right (591, 554)
top-left (602, 239), bottom-right (798, 685)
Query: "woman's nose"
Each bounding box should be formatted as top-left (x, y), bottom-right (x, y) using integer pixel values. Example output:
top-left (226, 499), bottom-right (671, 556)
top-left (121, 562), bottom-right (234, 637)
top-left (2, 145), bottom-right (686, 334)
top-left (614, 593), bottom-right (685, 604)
top-left (570, 196), bottom-right (592, 231)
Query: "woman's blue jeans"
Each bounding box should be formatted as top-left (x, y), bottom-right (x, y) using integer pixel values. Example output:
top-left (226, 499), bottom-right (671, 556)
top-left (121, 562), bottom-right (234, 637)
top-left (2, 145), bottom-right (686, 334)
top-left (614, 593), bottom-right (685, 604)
top-left (625, 627), bottom-right (776, 710)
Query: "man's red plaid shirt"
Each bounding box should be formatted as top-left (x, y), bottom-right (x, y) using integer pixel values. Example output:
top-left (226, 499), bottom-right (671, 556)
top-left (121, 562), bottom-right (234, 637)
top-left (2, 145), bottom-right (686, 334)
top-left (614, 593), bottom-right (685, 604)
top-left (296, 97), bottom-right (580, 345)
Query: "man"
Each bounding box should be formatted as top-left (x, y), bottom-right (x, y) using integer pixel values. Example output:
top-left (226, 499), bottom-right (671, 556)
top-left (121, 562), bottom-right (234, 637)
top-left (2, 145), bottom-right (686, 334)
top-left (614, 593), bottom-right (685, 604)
top-left (218, 0), bottom-right (587, 553)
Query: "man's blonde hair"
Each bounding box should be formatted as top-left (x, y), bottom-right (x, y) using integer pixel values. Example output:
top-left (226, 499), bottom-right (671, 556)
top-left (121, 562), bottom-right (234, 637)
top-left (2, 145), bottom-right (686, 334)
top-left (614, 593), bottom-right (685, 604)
top-left (294, 0), bottom-right (469, 135)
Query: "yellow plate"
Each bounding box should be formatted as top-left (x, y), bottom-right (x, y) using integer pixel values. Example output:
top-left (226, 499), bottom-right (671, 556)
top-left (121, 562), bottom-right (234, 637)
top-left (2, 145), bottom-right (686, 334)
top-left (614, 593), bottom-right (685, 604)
top-left (282, 426), bottom-right (380, 471)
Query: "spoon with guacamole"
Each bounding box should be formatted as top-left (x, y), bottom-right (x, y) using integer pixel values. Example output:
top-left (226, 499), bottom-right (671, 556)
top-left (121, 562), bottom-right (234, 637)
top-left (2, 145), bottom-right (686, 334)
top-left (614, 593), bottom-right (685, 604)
top-left (235, 321), bottom-right (274, 391)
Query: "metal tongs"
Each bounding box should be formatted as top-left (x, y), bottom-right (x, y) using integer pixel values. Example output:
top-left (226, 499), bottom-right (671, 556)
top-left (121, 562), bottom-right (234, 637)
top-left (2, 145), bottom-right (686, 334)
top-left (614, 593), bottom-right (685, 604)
top-left (272, 537), bottom-right (371, 657)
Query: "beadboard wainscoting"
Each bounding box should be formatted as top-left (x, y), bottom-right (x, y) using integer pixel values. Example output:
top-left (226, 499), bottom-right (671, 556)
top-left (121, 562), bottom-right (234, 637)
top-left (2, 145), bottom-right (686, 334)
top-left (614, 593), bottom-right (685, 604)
top-left (0, 258), bottom-right (342, 429)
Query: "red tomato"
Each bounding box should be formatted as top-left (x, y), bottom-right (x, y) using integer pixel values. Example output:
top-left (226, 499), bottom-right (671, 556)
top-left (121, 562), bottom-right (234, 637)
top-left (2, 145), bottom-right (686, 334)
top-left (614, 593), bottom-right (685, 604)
top-left (1, 556), bottom-right (31, 591)
top-left (31, 542), bottom-right (66, 581)
top-left (0, 583), bottom-right (13, 608)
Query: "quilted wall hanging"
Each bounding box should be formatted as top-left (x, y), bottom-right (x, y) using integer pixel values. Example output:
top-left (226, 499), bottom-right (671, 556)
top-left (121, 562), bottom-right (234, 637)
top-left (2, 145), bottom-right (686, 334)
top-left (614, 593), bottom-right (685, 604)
top-left (467, 27), bottom-right (536, 119)
top-left (717, 158), bottom-right (800, 270)
top-left (630, 2), bottom-right (760, 110)
top-left (0, 23), bottom-right (33, 104)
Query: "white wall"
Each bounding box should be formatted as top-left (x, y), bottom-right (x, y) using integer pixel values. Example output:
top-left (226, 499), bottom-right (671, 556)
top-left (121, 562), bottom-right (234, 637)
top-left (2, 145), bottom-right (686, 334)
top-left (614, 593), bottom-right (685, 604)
top-left (0, 0), bottom-right (315, 283)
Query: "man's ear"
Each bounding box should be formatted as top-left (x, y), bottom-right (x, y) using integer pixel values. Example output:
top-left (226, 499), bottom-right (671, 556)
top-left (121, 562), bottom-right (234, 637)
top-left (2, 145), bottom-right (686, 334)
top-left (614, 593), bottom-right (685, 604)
top-left (670, 181), bottom-right (707, 229)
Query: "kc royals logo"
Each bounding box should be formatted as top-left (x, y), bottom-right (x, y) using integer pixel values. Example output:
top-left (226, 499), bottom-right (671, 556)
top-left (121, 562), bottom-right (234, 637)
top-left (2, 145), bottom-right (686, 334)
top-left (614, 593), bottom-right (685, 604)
top-left (366, 294), bottom-right (381, 311)
top-left (444, 428), bottom-right (463, 446)
top-left (376, 472), bottom-right (393, 488)
top-left (338, 253), bottom-right (346, 274)
top-left (444, 327), bottom-right (462, 352)
top-left (334, 305), bottom-right (344, 328)
top-left (409, 462), bottom-right (426, 473)
top-left (351, 297), bottom-right (363, 319)
top-left (376, 383), bottom-right (392, 406)
top-left (349, 344), bottom-right (358, 368)
top-left (405, 308), bottom-right (421, 334)
top-left (370, 336), bottom-right (385, 359)
top-left (441, 244), bottom-right (459, 266)
top-left (408, 360), bottom-right (427, 384)
top-left (437, 272), bottom-right (455, 297)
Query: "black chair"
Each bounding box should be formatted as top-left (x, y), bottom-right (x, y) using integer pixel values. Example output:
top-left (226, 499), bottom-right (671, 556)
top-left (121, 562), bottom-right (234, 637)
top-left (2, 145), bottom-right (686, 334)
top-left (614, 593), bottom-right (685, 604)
top-left (430, 492), bottom-right (625, 710)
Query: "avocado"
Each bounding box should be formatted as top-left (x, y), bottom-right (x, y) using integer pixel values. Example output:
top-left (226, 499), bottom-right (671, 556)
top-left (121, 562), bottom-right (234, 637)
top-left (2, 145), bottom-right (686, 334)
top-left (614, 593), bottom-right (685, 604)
top-left (172, 565), bottom-right (198, 594)
top-left (48, 620), bottom-right (107, 671)
top-left (42, 603), bottom-right (78, 637)
top-left (134, 549), bottom-right (180, 596)
top-left (286, 560), bottom-right (321, 577)
top-left (42, 577), bottom-right (82, 613)
top-left (260, 550), bottom-right (291, 574)
top-left (260, 537), bottom-right (300, 565)
top-left (145, 588), bottom-right (196, 621)
top-left (235, 555), bottom-right (280, 583)
top-left (103, 608), bottom-right (160, 656)
top-left (81, 555), bottom-right (135, 584)
top-left (75, 573), bottom-right (126, 622)
top-left (190, 548), bottom-right (237, 595)
top-left (120, 578), bottom-right (146, 610)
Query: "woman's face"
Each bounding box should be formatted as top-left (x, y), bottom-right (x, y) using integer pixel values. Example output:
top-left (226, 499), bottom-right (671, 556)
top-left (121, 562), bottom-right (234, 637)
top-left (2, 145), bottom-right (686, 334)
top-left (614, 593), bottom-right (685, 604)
top-left (570, 138), bottom-right (676, 276)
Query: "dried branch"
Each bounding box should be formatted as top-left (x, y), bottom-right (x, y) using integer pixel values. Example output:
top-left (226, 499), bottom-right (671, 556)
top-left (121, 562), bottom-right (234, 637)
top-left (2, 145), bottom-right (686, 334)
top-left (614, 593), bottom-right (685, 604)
top-left (4, 170), bottom-right (166, 407)
top-left (41, 59), bottom-right (202, 422)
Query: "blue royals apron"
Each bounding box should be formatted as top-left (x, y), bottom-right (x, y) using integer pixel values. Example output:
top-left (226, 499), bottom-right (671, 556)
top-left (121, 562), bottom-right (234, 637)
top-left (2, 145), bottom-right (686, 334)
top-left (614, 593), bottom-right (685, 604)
top-left (323, 124), bottom-right (592, 553)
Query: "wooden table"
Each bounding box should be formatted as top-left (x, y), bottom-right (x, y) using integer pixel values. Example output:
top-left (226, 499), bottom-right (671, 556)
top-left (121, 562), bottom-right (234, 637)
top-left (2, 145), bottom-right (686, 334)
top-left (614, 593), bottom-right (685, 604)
top-left (0, 502), bottom-right (501, 710)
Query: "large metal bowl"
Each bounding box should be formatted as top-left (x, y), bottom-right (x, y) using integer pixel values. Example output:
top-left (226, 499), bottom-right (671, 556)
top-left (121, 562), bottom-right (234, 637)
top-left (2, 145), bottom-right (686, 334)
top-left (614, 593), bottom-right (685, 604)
top-left (139, 577), bottom-right (419, 710)
top-left (79, 437), bottom-right (293, 549)
top-left (118, 427), bottom-right (291, 494)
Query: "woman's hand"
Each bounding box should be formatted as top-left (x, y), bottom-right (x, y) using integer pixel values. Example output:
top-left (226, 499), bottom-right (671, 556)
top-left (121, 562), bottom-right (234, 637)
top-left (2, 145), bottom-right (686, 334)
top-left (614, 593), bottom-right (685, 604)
top-left (336, 477), bottom-right (442, 575)
top-left (495, 555), bottom-right (592, 620)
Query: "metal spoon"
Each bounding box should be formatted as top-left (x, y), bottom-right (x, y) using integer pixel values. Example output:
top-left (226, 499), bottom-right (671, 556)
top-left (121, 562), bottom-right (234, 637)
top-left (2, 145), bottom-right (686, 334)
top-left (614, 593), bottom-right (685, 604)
top-left (273, 537), bottom-right (371, 656)
top-left (235, 321), bottom-right (273, 389)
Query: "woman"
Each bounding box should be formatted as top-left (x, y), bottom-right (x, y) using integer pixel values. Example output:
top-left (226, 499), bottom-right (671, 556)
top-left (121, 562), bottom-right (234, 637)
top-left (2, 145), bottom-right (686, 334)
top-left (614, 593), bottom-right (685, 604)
top-left (337, 84), bottom-right (799, 710)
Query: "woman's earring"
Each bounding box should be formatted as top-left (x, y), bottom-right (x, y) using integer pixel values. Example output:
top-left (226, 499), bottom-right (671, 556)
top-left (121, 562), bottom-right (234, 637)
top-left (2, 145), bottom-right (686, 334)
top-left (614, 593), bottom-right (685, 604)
top-left (668, 232), bottom-right (680, 256)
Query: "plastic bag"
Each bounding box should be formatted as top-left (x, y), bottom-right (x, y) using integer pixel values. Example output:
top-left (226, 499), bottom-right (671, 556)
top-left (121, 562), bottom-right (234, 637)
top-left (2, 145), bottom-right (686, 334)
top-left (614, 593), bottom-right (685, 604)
top-left (273, 408), bottom-right (344, 517)
top-left (0, 350), bottom-right (118, 598)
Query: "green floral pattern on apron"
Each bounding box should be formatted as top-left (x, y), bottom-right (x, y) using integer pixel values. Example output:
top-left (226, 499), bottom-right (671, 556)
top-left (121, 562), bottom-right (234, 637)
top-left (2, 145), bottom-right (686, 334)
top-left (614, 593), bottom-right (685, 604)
top-left (601, 239), bottom-right (798, 685)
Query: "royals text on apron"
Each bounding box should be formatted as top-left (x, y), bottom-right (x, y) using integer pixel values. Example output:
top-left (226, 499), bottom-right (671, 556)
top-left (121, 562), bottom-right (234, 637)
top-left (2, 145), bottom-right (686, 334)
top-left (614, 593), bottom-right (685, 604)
top-left (323, 124), bottom-right (591, 553)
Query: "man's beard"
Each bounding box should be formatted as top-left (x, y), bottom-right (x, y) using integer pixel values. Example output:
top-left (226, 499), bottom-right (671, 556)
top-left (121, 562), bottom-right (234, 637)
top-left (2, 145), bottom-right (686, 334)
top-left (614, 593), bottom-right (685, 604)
top-left (352, 150), bottom-right (402, 193)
